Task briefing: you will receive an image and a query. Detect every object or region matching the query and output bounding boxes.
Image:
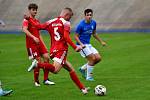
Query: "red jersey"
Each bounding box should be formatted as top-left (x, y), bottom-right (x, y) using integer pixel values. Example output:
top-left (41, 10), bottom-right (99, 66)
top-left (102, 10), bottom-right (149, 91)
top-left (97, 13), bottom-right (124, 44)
top-left (22, 18), bottom-right (41, 48)
top-left (47, 17), bottom-right (71, 52)
top-left (28, 17), bottom-right (77, 53)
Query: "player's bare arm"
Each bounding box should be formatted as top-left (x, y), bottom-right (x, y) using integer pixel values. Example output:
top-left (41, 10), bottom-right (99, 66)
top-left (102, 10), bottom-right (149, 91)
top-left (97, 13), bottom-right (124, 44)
top-left (22, 26), bottom-right (39, 44)
top-left (74, 33), bottom-right (86, 48)
top-left (92, 30), bottom-right (106, 46)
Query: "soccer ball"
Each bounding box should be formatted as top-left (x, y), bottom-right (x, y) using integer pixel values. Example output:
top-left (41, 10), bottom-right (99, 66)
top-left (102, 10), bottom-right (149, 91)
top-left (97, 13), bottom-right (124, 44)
top-left (94, 85), bottom-right (106, 96)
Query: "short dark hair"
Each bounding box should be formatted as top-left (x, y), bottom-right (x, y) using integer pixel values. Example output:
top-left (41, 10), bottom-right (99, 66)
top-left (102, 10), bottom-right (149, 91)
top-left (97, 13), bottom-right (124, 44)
top-left (28, 3), bottom-right (38, 10)
top-left (84, 9), bottom-right (93, 15)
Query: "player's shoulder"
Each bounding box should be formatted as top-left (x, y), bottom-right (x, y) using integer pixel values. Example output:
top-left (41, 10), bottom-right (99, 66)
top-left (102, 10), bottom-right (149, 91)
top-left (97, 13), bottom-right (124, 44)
top-left (91, 19), bottom-right (96, 24)
top-left (77, 19), bottom-right (85, 27)
top-left (47, 18), bottom-right (58, 23)
top-left (59, 18), bottom-right (70, 26)
top-left (79, 19), bottom-right (85, 24)
top-left (23, 19), bottom-right (28, 22)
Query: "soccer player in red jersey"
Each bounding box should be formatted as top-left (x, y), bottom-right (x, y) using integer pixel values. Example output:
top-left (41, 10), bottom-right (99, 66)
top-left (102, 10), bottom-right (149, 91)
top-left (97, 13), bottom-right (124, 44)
top-left (22, 3), bottom-right (55, 86)
top-left (27, 8), bottom-right (89, 94)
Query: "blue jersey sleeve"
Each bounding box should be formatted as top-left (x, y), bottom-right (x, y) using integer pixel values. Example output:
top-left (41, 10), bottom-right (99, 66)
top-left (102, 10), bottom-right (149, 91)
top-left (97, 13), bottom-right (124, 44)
top-left (75, 23), bottom-right (82, 35)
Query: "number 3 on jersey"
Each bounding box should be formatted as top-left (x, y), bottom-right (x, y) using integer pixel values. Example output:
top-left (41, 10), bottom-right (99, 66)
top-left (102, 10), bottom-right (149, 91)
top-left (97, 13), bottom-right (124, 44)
top-left (54, 27), bottom-right (60, 41)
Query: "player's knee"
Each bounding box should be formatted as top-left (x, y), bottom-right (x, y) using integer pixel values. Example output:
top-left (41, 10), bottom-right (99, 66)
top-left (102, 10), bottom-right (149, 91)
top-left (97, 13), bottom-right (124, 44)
top-left (43, 54), bottom-right (50, 61)
top-left (92, 56), bottom-right (97, 64)
top-left (53, 69), bottom-right (59, 74)
top-left (45, 56), bottom-right (50, 61)
top-left (97, 57), bottom-right (101, 62)
top-left (53, 70), bottom-right (58, 74)
top-left (53, 71), bottom-right (58, 74)
top-left (95, 57), bottom-right (101, 64)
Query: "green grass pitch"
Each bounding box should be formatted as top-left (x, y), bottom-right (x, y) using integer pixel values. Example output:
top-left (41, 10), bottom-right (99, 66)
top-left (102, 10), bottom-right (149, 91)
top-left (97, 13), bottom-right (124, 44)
top-left (0, 33), bottom-right (150, 100)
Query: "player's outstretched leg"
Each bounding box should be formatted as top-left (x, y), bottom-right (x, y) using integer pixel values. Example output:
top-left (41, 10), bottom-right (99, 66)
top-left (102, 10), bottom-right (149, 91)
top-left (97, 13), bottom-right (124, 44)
top-left (69, 70), bottom-right (90, 94)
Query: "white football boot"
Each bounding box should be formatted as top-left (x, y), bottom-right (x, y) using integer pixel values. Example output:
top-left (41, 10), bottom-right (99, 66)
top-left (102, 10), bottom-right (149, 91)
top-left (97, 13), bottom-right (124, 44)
top-left (81, 87), bottom-right (90, 95)
top-left (28, 59), bottom-right (38, 72)
top-left (34, 82), bottom-right (40, 87)
top-left (43, 79), bottom-right (55, 85)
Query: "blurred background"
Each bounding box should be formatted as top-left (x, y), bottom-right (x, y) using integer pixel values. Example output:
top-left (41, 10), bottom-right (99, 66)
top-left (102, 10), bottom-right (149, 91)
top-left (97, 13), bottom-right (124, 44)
top-left (0, 0), bottom-right (150, 33)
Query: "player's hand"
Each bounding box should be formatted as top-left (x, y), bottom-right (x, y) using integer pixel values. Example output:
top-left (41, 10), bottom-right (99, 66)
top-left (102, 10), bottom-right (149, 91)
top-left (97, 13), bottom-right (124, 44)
top-left (33, 37), bottom-right (40, 44)
top-left (75, 46), bottom-right (82, 52)
top-left (81, 44), bottom-right (86, 49)
top-left (101, 41), bottom-right (107, 46)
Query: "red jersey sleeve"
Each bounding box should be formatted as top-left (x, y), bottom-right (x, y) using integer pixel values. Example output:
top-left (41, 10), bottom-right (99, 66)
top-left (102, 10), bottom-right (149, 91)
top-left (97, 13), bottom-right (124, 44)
top-left (64, 21), bottom-right (71, 32)
top-left (22, 19), bottom-right (28, 27)
top-left (63, 21), bottom-right (77, 50)
top-left (28, 18), bottom-right (50, 30)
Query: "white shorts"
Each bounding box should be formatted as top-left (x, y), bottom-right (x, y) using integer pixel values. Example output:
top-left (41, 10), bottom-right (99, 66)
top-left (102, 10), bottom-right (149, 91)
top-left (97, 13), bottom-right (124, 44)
top-left (79, 44), bottom-right (98, 58)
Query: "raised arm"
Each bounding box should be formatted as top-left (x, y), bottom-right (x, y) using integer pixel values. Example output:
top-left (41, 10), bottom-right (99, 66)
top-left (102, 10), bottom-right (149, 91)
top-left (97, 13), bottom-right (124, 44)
top-left (28, 18), bottom-right (49, 30)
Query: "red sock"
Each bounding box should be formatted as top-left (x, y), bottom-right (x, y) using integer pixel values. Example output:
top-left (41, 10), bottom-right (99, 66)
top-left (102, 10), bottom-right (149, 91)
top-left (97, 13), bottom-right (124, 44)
top-left (34, 67), bottom-right (40, 82)
top-left (43, 61), bottom-right (49, 81)
top-left (69, 71), bottom-right (84, 90)
top-left (43, 69), bottom-right (49, 81)
top-left (38, 62), bottom-right (55, 73)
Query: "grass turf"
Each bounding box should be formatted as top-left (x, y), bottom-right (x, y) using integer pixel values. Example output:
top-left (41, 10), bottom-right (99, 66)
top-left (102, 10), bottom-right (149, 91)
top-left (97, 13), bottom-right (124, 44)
top-left (0, 33), bottom-right (150, 100)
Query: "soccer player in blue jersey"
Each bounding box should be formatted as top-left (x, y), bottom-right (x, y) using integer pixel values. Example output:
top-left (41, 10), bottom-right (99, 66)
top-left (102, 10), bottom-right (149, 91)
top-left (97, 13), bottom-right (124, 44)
top-left (74, 9), bottom-right (107, 81)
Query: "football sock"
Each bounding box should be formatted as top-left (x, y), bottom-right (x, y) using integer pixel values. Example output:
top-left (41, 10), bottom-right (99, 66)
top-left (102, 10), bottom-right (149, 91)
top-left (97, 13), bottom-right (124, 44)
top-left (81, 63), bottom-right (87, 70)
top-left (38, 63), bottom-right (55, 73)
top-left (87, 64), bottom-right (94, 79)
top-left (69, 71), bottom-right (84, 90)
top-left (34, 67), bottom-right (40, 82)
top-left (43, 69), bottom-right (49, 81)
top-left (43, 61), bottom-right (49, 81)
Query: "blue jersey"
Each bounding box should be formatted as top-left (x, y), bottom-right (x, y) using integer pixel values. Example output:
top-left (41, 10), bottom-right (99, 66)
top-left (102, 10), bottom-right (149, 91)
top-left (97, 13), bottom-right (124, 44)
top-left (75, 19), bottom-right (96, 44)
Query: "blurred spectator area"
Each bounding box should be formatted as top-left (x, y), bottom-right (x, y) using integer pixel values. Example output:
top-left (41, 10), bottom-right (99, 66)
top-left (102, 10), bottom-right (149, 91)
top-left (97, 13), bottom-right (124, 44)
top-left (0, 0), bottom-right (150, 32)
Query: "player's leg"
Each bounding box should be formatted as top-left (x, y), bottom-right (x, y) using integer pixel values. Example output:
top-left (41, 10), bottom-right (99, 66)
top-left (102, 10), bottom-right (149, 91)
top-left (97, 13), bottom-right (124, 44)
top-left (28, 58), bottom-right (62, 73)
top-left (85, 45), bottom-right (101, 81)
top-left (28, 50), bottom-right (64, 74)
top-left (27, 47), bottom-right (41, 86)
top-left (78, 45), bottom-right (95, 80)
top-left (34, 57), bottom-right (41, 86)
top-left (63, 61), bottom-right (89, 94)
top-left (93, 53), bottom-right (101, 64)
top-left (85, 54), bottom-right (96, 81)
top-left (50, 50), bottom-right (66, 73)
top-left (42, 53), bottom-right (55, 85)
top-left (85, 53), bottom-right (101, 81)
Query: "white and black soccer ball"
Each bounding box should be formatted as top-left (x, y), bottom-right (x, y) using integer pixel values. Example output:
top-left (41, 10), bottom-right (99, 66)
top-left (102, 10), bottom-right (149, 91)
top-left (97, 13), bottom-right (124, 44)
top-left (94, 85), bottom-right (106, 96)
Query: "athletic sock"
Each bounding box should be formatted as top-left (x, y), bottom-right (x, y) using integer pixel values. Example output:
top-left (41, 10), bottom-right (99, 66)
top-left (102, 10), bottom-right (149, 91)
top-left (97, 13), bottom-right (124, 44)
top-left (86, 64), bottom-right (94, 79)
top-left (43, 61), bottom-right (49, 81)
top-left (38, 63), bottom-right (55, 73)
top-left (43, 69), bottom-right (49, 81)
top-left (69, 71), bottom-right (84, 90)
top-left (81, 63), bottom-right (87, 70)
top-left (34, 67), bottom-right (40, 82)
